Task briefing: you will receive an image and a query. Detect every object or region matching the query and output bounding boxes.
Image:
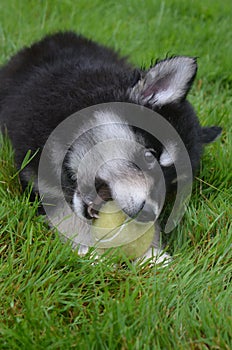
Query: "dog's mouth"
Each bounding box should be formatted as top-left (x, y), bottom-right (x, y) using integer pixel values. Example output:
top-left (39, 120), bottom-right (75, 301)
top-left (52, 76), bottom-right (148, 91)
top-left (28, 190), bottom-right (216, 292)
top-left (85, 182), bottom-right (112, 219)
top-left (87, 200), bottom-right (101, 219)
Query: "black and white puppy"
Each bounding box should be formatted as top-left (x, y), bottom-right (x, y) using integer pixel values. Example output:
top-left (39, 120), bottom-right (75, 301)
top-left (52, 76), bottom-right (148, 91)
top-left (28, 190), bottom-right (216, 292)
top-left (0, 32), bottom-right (221, 261)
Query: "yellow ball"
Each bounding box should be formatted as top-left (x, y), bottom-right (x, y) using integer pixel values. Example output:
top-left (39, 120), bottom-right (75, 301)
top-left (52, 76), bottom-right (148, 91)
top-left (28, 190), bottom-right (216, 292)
top-left (91, 201), bottom-right (154, 259)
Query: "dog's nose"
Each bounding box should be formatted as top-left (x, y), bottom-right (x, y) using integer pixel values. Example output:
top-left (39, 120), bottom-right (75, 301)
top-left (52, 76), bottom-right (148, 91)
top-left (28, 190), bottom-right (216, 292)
top-left (136, 203), bottom-right (156, 222)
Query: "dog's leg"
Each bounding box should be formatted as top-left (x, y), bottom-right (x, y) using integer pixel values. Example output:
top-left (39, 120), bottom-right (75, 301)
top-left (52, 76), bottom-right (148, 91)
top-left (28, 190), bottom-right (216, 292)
top-left (136, 222), bottom-right (172, 265)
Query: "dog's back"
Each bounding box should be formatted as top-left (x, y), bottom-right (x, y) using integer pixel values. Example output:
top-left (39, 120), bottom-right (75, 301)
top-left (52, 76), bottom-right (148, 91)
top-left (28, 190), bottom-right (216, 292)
top-left (0, 32), bottom-right (138, 178)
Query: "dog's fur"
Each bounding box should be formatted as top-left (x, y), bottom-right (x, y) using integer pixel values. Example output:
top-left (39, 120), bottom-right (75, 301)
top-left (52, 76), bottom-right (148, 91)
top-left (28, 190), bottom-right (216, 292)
top-left (0, 32), bottom-right (221, 261)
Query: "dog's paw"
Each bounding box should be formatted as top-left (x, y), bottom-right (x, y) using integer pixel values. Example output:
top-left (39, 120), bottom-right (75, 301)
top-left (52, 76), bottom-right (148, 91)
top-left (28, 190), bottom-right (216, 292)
top-left (77, 244), bottom-right (90, 256)
top-left (136, 247), bottom-right (172, 266)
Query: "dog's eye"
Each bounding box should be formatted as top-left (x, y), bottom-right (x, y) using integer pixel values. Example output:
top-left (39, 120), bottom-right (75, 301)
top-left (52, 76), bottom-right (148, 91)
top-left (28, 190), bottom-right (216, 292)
top-left (144, 149), bottom-right (156, 167)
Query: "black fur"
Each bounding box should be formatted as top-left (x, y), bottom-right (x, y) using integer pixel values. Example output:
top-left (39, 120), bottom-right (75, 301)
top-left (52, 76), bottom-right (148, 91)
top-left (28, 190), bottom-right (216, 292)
top-left (0, 32), bottom-right (136, 170)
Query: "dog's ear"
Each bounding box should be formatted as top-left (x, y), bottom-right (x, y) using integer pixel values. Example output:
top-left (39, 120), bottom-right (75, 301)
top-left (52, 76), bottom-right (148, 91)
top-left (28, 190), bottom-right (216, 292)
top-left (130, 56), bottom-right (197, 107)
top-left (201, 126), bottom-right (222, 144)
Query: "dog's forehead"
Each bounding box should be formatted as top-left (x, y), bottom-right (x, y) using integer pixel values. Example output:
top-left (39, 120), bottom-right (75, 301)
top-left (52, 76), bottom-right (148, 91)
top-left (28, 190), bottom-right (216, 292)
top-left (92, 110), bottom-right (179, 167)
top-left (67, 110), bottom-right (142, 177)
top-left (92, 110), bottom-right (136, 142)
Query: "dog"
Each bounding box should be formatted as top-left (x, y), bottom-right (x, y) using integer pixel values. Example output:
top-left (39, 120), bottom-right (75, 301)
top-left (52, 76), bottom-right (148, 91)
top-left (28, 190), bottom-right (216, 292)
top-left (0, 32), bottom-right (222, 262)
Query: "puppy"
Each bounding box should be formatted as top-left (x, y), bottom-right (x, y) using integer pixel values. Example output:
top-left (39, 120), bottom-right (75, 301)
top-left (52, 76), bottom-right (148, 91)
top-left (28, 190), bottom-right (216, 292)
top-left (0, 32), bottom-right (221, 262)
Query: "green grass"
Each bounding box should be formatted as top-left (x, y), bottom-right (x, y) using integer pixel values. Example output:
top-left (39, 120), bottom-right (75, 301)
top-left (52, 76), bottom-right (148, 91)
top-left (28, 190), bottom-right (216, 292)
top-left (0, 1), bottom-right (232, 349)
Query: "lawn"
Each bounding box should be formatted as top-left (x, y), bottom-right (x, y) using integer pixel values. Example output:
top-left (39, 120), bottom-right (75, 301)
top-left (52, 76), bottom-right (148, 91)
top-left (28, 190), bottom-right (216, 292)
top-left (0, 1), bottom-right (232, 349)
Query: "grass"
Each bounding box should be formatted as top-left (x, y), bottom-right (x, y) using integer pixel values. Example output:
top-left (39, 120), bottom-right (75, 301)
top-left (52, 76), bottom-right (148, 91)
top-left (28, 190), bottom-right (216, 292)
top-left (0, 0), bottom-right (232, 349)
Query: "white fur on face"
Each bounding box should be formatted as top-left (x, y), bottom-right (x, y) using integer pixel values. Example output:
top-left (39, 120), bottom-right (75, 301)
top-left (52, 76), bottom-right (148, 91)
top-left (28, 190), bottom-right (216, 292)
top-left (160, 142), bottom-right (177, 167)
top-left (66, 109), bottom-right (165, 220)
top-left (112, 177), bottom-right (147, 210)
top-left (93, 110), bottom-right (135, 142)
top-left (68, 110), bottom-right (137, 179)
top-left (73, 192), bottom-right (85, 217)
top-left (69, 110), bottom-right (146, 219)
top-left (111, 174), bottom-right (162, 219)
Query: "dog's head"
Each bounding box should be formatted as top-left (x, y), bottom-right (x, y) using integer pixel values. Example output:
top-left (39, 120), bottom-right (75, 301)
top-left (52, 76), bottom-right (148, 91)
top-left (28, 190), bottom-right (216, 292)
top-left (62, 57), bottom-right (221, 223)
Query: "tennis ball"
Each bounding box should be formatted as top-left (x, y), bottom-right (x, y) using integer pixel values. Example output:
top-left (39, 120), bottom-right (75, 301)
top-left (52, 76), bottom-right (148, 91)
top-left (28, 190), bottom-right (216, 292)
top-left (91, 201), bottom-right (154, 259)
